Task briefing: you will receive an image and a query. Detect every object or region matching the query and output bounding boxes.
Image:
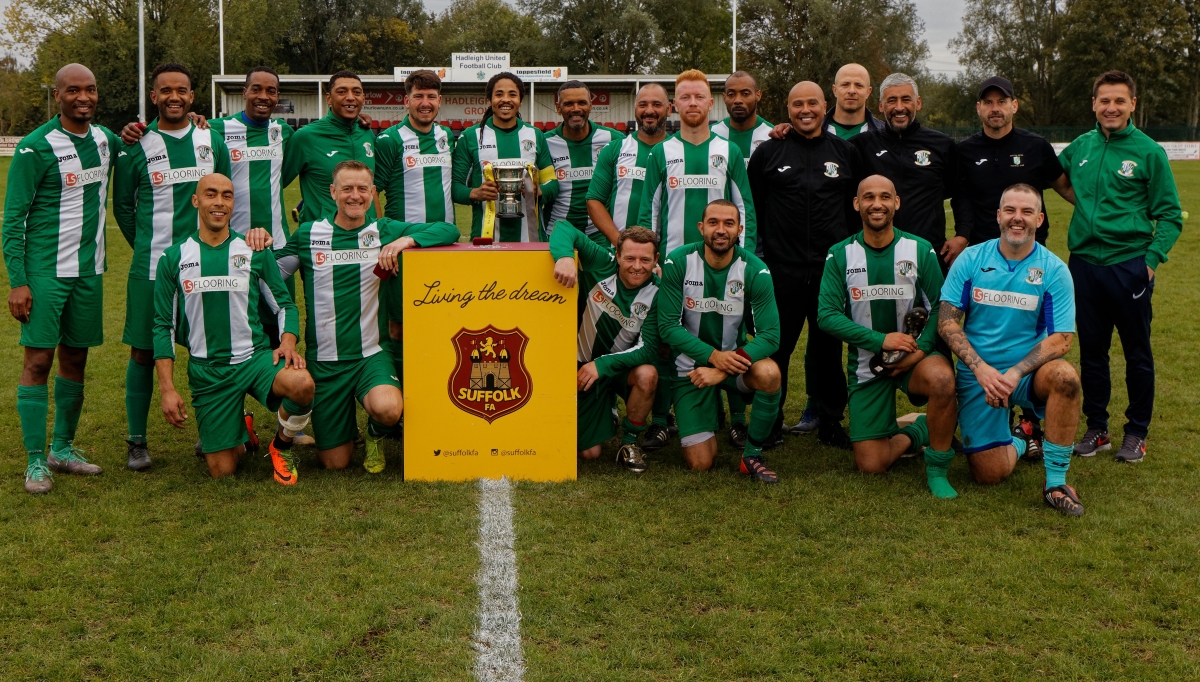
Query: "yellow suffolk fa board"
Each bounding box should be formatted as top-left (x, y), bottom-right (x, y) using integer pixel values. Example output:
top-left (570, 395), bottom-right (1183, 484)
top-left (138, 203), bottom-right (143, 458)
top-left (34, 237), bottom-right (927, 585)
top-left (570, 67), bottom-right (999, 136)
top-left (403, 243), bottom-right (576, 481)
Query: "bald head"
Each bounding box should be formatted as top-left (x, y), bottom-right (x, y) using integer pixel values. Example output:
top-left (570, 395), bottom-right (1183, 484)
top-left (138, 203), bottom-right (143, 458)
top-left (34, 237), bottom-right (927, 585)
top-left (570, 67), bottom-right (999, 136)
top-left (788, 81), bottom-right (826, 137)
top-left (833, 63), bottom-right (872, 118)
top-left (854, 175), bottom-right (900, 233)
top-left (193, 173), bottom-right (235, 233)
top-left (55, 64), bottom-right (95, 91)
top-left (52, 63), bottom-right (98, 127)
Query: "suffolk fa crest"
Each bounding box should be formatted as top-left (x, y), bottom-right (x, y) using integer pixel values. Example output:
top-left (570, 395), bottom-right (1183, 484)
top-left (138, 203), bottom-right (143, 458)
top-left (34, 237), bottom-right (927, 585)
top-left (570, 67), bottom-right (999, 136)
top-left (448, 326), bottom-right (532, 423)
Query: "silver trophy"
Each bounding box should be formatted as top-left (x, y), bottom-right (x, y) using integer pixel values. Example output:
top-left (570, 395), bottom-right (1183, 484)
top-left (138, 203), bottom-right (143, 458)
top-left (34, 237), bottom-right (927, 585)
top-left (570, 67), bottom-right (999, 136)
top-left (492, 161), bottom-right (529, 218)
top-left (869, 306), bottom-right (928, 376)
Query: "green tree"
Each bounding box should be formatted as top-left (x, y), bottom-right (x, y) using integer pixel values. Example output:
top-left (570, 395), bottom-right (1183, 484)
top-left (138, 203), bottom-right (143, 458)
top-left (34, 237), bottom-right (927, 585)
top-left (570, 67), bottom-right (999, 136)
top-left (0, 55), bottom-right (42, 135)
top-left (519, 0), bottom-right (659, 74)
top-left (648, 0), bottom-right (732, 74)
top-left (423, 0), bottom-right (554, 67)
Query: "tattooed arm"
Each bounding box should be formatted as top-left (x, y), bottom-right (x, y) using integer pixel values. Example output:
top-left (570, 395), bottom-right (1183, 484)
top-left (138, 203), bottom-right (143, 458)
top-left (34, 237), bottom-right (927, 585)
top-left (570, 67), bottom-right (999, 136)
top-left (938, 301), bottom-right (1016, 406)
top-left (1004, 332), bottom-right (1073, 382)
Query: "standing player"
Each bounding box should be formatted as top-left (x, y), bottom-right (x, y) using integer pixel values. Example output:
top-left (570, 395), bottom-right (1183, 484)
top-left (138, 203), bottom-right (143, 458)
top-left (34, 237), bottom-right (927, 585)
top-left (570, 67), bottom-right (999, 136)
top-left (938, 184), bottom-right (1083, 515)
top-left (1060, 71), bottom-right (1182, 463)
top-left (3, 64), bottom-right (115, 493)
top-left (276, 161), bottom-right (459, 473)
top-left (154, 174), bottom-right (314, 483)
top-left (281, 70), bottom-right (378, 224)
top-left (549, 220), bottom-right (660, 471)
top-left (586, 82), bottom-right (676, 448)
top-left (817, 175), bottom-right (958, 498)
top-left (711, 71), bottom-right (774, 169)
top-left (849, 73), bottom-right (969, 270)
top-left (749, 81), bottom-right (859, 450)
top-left (113, 62), bottom-right (232, 472)
top-left (657, 200), bottom-right (781, 482)
top-left (543, 80), bottom-right (623, 244)
top-left (374, 69), bottom-right (457, 383)
top-left (638, 70), bottom-right (757, 255)
top-left (953, 76), bottom-right (1075, 456)
top-left (452, 72), bottom-right (558, 243)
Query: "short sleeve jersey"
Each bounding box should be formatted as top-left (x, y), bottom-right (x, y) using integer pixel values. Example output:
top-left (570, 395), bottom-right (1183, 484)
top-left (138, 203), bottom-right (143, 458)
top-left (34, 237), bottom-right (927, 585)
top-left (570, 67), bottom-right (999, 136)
top-left (374, 117), bottom-right (456, 223)
top-left (710, 116), bottom-right (774, 167)
top-left (940, 239), bottom-right (1075, 371)
top-left (587, 135), bottom-right (655, 233)
top-left (209, 114), bottom-right (293, 247)
top-left (452, 119), bottom-right (558, 243)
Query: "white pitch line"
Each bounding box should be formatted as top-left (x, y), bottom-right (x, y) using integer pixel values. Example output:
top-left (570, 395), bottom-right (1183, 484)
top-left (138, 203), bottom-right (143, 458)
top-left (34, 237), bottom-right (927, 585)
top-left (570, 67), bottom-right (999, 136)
top-left (473, 477), bottom-right (526, 682)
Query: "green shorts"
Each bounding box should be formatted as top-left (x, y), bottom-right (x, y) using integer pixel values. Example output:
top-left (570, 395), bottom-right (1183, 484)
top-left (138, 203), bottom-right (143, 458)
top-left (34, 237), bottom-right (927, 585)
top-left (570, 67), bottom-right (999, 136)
top-left (189, 351), bottom-right (284, 453)
top-left (846, 356), bottom-right (938, 442)
top-left (122, 277), bottom-right (156, 350)
top-left (309, 352), bottom-right (400, 450)
top-left (20, 275), bottom-right (104, 348)
top-left (577, 369), bottom-right (630, 451)
top-left (671, 374), bottom-right (753, 442)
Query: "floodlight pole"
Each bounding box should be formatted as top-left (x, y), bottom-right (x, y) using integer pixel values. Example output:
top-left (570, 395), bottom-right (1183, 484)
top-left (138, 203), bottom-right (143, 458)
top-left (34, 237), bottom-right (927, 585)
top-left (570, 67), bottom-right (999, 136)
top-left (731, 0), bottom-right (737, 72)
top-left (138, 0), bottom-right (146, 122)
top-left (219, 0), bottom-right (225, 75)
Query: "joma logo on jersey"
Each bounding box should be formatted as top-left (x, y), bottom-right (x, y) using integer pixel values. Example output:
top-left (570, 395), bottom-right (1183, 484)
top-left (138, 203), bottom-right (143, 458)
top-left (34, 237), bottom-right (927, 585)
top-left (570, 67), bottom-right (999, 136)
top-left (1118, 160), bottom-right (1137, 177)
top-left (850, 284), bottom-right (912, 301)
top-left (313, 249), bottom-right (377, 266)
top-left (448, 326), bottom-right (532, 424)
top-left (62, 167), bottom-right (104, 188)
top-left (145, 153), bottom-right (168, 165)
top-left (404, 153), bottom-right (450, 169)
top-left (552, 155), bottom-right (569, 164)
top-left (150, 167), bottom-right (209, 186)
top-left (668, 174), bottom-right (721, 190)
top-left (556, 167), bottom-right (593, 181)
top-left (846, 267), bottom-right (867, 275)
top-left (182, 276), bottom-right (246, 294)
top-left (57, 152), bottom-right (79, 163)
top-left (914, 150), bottom-right (931, 166)
top-left (972, 287), bottom-right (1038, 311)
top-left (617, 166), bottom-right (646, 180)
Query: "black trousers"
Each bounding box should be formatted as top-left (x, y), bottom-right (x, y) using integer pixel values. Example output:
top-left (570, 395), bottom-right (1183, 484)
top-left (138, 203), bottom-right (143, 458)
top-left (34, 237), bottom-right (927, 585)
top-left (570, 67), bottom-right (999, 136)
top-left (768, 268), bottom-right (847, 434)
top-left (1069, 254), bottom-right (1155, 438)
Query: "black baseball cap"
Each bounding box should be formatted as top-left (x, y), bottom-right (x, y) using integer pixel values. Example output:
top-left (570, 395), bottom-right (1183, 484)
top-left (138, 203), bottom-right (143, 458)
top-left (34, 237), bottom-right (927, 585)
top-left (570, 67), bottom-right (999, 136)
top-left (977, 76), bottom-right (1015, 100)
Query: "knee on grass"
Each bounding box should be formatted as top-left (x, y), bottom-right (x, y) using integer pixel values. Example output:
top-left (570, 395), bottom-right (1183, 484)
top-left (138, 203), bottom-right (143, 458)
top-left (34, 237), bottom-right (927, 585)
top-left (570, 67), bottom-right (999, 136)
top-left (318, 444), bottom-right (353, 470)
top-left (968, 446), bottom-right (1016, 485)
top-left (579, 444), bottom-right (602, 459)
top-left (682, 432), bottom-right (716, 470)
top-left (205, 447), bottom-right (244, 478)
top-left (853, 440), bottom-right (894, 475)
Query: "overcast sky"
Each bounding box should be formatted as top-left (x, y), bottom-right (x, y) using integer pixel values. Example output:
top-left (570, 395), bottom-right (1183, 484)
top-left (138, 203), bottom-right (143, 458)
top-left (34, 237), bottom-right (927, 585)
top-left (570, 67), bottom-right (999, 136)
top-left (3, 0), bottom-right (965, 73)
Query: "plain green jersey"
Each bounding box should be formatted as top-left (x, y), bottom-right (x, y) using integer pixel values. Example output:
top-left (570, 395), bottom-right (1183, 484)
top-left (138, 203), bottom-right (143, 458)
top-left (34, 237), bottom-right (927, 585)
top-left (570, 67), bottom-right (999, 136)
top-left (586, 134), bottom-right (656, 234)
top-left (637, 131), bottom-right (757, 255)
top-left (113, 121), bottom-right (233, 280)
top-left (710, 116), bottom-right (773, 167)
top-left (543, 122), bottom-right (623, 241)
top-left (209, 113), bottom-right (294, 247)
top-left (277, 217), bottom-right (459, 362)
top-left (2, 117), bottom-right (118, 286)
top-left (816, 228), bottom-right (943, 386)
top-left (548, 220), bottom-right (660, 376)
top-left (451, 119), bottom-right (559, 242)
top-left (657, 242), bottom-right (779, 377)
top-left (374, 117), bottom-right (456, 223)
top-left (153, 232), bottom-right (298, 366)
top-left (281, 110), bottom-right (378, 224)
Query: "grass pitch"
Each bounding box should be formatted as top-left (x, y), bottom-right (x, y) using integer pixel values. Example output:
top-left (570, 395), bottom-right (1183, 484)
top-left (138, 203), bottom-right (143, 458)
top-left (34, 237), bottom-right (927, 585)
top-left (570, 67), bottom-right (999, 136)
top-left (0, 156), bottom-right (1198, 680)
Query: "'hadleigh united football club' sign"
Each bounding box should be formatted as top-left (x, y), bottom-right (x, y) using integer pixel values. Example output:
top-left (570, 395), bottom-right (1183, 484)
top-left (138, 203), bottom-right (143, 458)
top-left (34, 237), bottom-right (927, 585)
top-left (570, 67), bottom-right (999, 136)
top-left (403, 244), bottom-right (576, 482)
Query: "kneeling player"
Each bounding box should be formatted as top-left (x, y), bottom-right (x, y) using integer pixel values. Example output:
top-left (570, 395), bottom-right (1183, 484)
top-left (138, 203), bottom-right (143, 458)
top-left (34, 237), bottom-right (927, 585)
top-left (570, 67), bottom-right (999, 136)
top-left (817, 175), bottom-right (959, 498)
top-left (658, 200), bottom-right (782, 482)
top-left (276, 160), bottom-right (459, 472)
top-left (550, 220), bottom-right (660, 471)
top-left (939, 184), bottom-right (1083, 516)
top-left (154, 174), bottom-right (314, 483)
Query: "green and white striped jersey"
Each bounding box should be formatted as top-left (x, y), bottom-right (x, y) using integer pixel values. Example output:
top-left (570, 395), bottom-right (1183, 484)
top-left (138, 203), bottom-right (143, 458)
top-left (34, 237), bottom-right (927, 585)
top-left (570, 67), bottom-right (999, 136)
top-left (153, 232), bottom-right (298, 366)
top-left (451, 119), bottom-right (559, 243)
top-left (113, 121), bottom-right (233, 280)
top-left (1, 117), bottom-right (118, 285)
top-left (209, 113), bottom-right (293, 247)
top-left (637, 132), bottom-right (757, 255)
top-left (657, 243), bottom-right (780, 377)
top-left (548, 220), bottom-right (660, 376)
top-left (374, 117), bottom-right (455, 223)
top-left (277, 217), bottom-right (460, 362)
top-left (543, 122), bottom-right (622, 241)
top-left (587, 135), bottom-right (655, 233)
top-left (816, 229), bottom-right (943, 386)
top-left (711, 116), bottom-right (774, 167)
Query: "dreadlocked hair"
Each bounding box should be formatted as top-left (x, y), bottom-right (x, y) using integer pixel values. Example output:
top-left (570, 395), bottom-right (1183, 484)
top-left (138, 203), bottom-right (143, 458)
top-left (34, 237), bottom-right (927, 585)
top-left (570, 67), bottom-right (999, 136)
top-left (478, 71), bottom-right (526, 147)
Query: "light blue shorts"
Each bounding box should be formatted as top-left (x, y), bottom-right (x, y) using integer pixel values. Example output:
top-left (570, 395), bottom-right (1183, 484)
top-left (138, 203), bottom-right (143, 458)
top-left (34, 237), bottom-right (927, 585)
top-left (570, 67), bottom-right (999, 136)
top-left (956, 369), bottom-right (1043, 454)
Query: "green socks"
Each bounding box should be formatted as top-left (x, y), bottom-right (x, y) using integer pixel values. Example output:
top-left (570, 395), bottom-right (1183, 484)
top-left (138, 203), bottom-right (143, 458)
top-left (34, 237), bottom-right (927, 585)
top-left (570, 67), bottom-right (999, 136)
top-left (746, 389), bottom-right (781, 456)
top-left (621, 417), bottom-right (647, 445)
top-left (923, 446), bottom-right (958, 499)
top-left (125, 359), bottom-right (153, 443)
top-left (651, 378), bottom-right (671, 427)
top-left (728, 391), bottom-right (748, 425)
top-left (1043, 440), bottom-right (1072, 489)
top-left (17, 384), bottom-right (49, 463)
top-left (898, 414), bottom-right (929, 451)
top-left (51, 376), bottom-right (85, 452)
top-left (367, 417), bottom-right (393, 439)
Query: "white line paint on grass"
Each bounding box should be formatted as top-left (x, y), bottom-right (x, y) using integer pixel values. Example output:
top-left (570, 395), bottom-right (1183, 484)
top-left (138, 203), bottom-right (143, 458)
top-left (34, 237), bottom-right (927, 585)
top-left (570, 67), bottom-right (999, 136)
top-left (474, 477), bottom-right (526, 682)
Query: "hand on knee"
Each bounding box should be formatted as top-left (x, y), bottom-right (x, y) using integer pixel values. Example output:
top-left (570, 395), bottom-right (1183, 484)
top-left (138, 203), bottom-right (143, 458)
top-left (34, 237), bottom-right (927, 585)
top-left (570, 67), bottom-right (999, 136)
top-left (750, 359), bottom-right (781, 393)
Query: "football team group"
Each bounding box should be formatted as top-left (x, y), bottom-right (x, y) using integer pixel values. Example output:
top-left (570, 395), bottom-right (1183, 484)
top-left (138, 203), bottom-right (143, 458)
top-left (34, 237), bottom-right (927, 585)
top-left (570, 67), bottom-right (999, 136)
top-left (3, 59), bottom-right (1181, 517)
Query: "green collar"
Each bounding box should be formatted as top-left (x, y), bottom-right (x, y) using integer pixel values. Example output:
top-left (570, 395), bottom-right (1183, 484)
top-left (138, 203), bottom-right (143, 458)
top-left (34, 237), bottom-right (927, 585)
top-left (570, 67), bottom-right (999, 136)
top-left (1095, 119), bottom-right (1135, 139)
top-left (324, 108), bottom-right (358, 132)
